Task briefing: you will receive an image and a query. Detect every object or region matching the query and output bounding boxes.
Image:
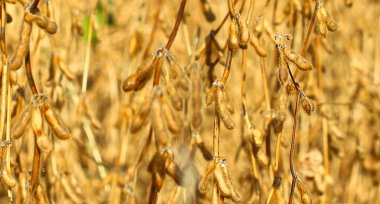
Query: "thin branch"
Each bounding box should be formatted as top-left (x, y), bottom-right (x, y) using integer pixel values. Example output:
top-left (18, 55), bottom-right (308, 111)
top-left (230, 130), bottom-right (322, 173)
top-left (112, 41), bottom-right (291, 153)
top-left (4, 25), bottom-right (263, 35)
top-left (165, 0), bottom-right (187, 50)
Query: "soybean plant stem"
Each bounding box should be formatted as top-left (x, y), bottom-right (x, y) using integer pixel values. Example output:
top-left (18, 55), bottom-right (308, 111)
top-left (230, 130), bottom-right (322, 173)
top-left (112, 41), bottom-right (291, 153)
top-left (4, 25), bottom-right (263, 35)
top-left (288, 92), bottom-right (301, 204)
top-left (294, 0), bottom-right (318, 78)
top-left (165, 0), bottom-right (187, 50)
top-left (81, 14), bottom-right (93, 94)
top-left (227, 0), bottom-right (235, 17)
top-left (213, 115), bottom-right (220, 157)
top-left (152, 0), bottom-right (187, 87)
top-left (221, 49), bottom-right (233, 85)
top-left (30, 0), bottom-right (40, 10)
top-left (25, 51), bottom-right (39, 95)
top-left (30, 134), bottom-right (41, 193)
top-left (27, 49), bottom-right (41, 195)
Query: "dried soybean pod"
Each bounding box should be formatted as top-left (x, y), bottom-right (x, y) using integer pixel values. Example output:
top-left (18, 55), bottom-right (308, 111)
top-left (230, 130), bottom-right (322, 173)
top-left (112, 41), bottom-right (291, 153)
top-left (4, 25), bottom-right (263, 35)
top-left (6, 0), bottom-right (16, 4)
top-left (255, 16), bottom-right (265, 34)
top-left (32, 108), bottom-right (52, 153)
top-left (24, 7), bottom-right (58, 34)
top-left (148, 152), bottom-right (166, 190)
top-left (6, 13), bottom-right (12, 23)
top-left (35, 184), bottom-right (48, 204)
top-left (152, 93), bottom-right (169, 147)
top-left (32, 108), bottom-right (43, 136)
top-left (37, 135), bottom-right (53, 153)
top-left (18, 172), bottom-right (28, 200)
top-left (191, 64), bottom-right (202, 129)
top-left (252, 128), bottom-right (264, 147)
top-left (1, 167), bottom-right (17, 188)
top-left (222, 89), bottom-right (234, 114)
top-left (277, 45), bottom-right (288, 85)
top-left (263, 21), bottom-right (276, 42)
top-left (279, 33), bottom-right (293, 41)
top-left (166, 160), bottom-right (183, 186)
top-left (200, 0), bottom-right (216, 22)
top-left (10, 21), bottom-right (32, 70)
top-left (317, 5), bottom-right (338, 31)
top-left (250, 36), bottom-right (267, 57)
top-left (301, 94), bottom-right (314, 115)
top-left (161, 96), bottom-right (180, 134)
top-left (122, 56), bottom-right (157, 92)
top-left (61, 175), bottom-right (82, 203)
top-left (167, 58), bottom-right (189, 91)
top-left (130, 95), bottom-right (153, 133)
top-left (214, 162), bottom-right (232, 197)
top-left (228, 18), bottom-right (239, 50)
top-left (326, 15), bottom-right (338, 32)
top-left (318, 6), bottom-right (329, 21)
top-left (316, 5), bottom-right (327, 37)
top-left (197, 142), bottom-right (213, 161)
top-left (42, 103), bottom-right (70, 140)
top-left (215, 87), bottom-right (234, 129)
top-left (216, 160), bottom-right (241, 202)
top-left (167, 86), bottom-right (183, 111)
top-left (10, 71), bottom-right (18, 86)
top-left (56, 56), bottom-right (76, 81)
top-left (316, 20), bottom-right (327, 38)
top-left (344, 0), bottom-right (352, 7)
top-left (303, 0), bottom-right (311, 18)
top-left (286, 82), bottom-right (297, 95)
top-left (194, 132), bottom-right (212, 160)
top-left (12, 104), bottom-right (32, 139)
top-left (199, 161), bottom-right (216, 193)
top-left (278, 66), bottom-right (288, 85)
top-left (128, 30), bottom-right (143, 56)
top-left (283, 47), bottom-right (314, 70)
top-left (257, 149), bottom-right (269, 166)
top-left (238, 19), bottom-right (250, 47)
top-left (297, 182), bottom-right (312, 204)
top-left (205, 85), bottom-right (217, 106)
top-left (148, 153), bottom-right (166, 204)
top-left (272, 112), bottom-right (286, 134)
top-left (122, 73), bottom-right (140, 92)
